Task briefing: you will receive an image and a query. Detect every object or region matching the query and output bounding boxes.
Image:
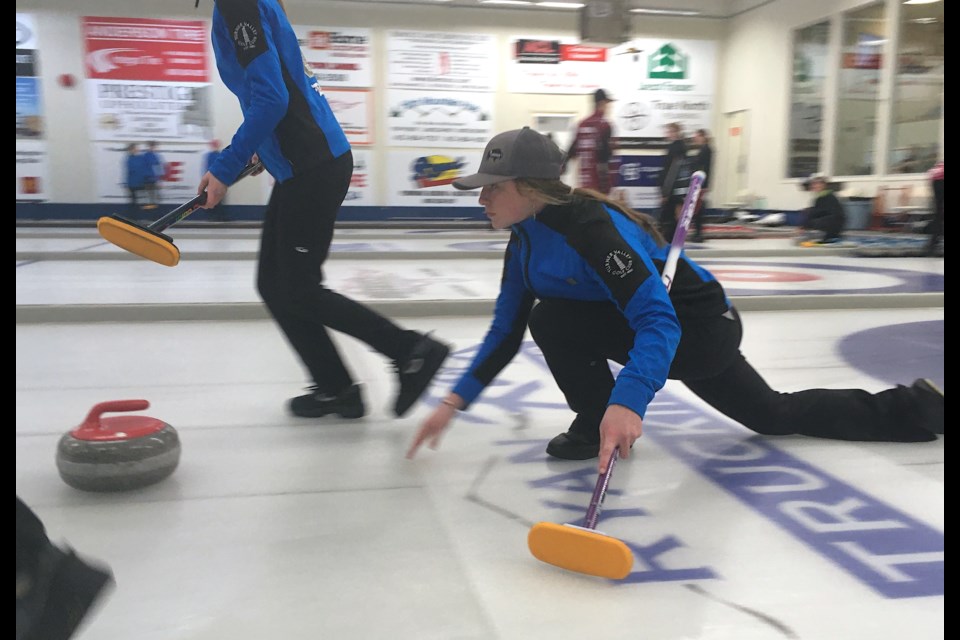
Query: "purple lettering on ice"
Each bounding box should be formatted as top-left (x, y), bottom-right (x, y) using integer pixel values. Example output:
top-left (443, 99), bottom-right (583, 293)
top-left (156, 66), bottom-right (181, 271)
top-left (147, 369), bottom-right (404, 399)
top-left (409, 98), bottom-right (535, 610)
top-left (454, 341), bottom-right (942, 595)
top-left (645, 393), bottom-right (944, 598)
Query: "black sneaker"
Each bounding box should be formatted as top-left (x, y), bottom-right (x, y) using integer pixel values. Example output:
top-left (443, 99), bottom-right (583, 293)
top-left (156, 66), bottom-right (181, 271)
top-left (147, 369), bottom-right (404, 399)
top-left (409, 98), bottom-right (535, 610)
top-left (546, 431), bottom-right (601, 460)
top-left (912, 378), bottom-right (944, 434)
top-left (546, 415), bottom-right (604, 460)
top-left (289, 383), bottom-right (365, 419)
top-left (17, 545), bottom-right (114, 640)
top-left (393, 333), bottom-right (450, 417)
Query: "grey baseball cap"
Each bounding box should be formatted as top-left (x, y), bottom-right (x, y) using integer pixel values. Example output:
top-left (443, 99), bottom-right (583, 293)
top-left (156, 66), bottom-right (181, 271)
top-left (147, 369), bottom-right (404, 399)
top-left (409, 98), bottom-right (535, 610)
top-left (453, 127), bottom-right (564, 190)
top-left (802, 173), bottom-right (829, 190)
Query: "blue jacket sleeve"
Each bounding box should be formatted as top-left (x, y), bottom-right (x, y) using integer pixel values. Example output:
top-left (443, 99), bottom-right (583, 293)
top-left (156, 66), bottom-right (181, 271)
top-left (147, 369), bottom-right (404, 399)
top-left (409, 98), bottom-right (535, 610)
top-left (212, 0), bottom-right (289, 184)
top-left (573, 217), bottom-right (680, 418)
top-left (452, 234), bottom-right (535, 407)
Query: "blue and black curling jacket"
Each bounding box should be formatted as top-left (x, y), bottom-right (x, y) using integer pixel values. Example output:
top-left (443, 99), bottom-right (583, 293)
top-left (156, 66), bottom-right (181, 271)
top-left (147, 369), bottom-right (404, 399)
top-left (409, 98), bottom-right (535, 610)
top-left (209, 0), bottom-right (349, 185)
top-left (451, 199), bottom-right (730, 419)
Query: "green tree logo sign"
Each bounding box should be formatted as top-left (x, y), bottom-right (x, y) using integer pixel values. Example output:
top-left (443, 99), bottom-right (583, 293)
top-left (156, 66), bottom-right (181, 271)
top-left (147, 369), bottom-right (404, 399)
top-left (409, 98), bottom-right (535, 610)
top-left (648, 43), bottom-right (687, 79)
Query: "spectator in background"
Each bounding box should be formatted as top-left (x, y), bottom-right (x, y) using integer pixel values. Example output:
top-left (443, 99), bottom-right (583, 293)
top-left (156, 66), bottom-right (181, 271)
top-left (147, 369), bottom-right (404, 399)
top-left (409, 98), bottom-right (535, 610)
top-left (925, 159), bottom-right (944, 256)
top-left (203, 139), bottom-right (228, 221)
top-left (657, 122), bottom-right (688, 241)
top-left (141, 141), bottom-right (164, 209)
top-left (690, 128), bottom-right (713, 243)
top-left (122, 142), bottom-right (147, 217)
top-left (563, 88), bottom-right (616, 195)
top-left (799, 173), bottom-right (846, 245)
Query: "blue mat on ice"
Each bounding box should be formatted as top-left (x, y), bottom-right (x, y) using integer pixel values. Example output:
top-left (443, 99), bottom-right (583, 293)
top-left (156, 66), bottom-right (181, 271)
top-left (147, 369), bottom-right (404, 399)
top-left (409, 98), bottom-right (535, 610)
top-left (848, 233), bottom-right (942, 257)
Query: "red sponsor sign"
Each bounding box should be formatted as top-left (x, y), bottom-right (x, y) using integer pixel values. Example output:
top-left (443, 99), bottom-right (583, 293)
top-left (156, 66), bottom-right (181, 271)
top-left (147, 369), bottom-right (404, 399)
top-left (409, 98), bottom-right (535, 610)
top-left (560, 45), bottom-right (608, 63)
top-left (309, 31), bottom-right (331, 49)
top-left (843, 52), bottom-right (882, 70)
top-left (163, 161), bottom-right (184, 183)
top-left (515, 39), bottom-right (561, 63)
top-left (82, 17), bottom-right (209, 82)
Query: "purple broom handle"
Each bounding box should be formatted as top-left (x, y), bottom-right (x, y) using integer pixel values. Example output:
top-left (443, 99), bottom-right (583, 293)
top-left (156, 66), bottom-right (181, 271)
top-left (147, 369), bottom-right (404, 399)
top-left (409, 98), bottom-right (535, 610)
top-left (584, 448), bottom-right (619, 529)
top-left (661, 170), bottom-right (706, 291)
top-left (582, 173), bottom-right (706, 530)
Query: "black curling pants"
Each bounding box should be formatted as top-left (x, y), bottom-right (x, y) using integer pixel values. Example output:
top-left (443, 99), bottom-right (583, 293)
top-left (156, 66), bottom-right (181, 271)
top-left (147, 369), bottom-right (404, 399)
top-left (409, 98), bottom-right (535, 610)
top-left (256, 151), bottom-right (417, 395)
top-left (802, 209), bottom-right (844, 242)
top-left (925, 178), bottom-right (944, 255)
top-left (527, 299), bottom-right (935, 443)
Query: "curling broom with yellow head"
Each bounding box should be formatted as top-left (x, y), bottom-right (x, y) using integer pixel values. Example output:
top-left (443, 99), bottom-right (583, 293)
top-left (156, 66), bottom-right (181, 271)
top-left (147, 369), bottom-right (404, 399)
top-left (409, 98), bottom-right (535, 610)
top-left (527, 170), bottom-right (707, 580)
top-left (97, 162), bottom-right (263, 267)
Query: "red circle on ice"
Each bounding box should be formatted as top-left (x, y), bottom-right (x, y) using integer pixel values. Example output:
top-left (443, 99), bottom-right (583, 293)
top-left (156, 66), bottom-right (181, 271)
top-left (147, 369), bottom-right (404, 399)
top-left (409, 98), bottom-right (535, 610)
top-left (710, 268), bottom-right (820, 283)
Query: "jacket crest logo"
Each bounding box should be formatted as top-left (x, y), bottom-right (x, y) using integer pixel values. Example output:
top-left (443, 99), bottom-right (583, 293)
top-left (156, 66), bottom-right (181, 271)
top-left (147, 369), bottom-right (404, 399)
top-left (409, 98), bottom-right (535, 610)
top-left (233, 23), bottom-right (259, 50)
top-left (604, 250), bottom-right (634, 278)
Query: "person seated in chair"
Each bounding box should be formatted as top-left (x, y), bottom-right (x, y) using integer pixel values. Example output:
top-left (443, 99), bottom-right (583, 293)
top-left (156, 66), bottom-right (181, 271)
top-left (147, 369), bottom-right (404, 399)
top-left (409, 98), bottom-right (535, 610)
top-left (799, 173), bottom-right (845, 244)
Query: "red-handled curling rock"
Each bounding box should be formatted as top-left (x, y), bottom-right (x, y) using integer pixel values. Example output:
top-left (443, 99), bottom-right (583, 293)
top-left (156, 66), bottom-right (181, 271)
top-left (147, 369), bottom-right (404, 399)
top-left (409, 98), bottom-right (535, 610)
top-left (56, 400), bottom-right (181, 492)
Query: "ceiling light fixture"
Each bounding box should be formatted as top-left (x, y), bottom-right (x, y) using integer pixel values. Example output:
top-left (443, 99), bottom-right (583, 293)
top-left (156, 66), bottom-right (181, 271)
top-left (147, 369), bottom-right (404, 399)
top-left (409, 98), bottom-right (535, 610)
top-left (479, 0), bottom-right (533, 5)
top-left (903, 0), bottom-right (941, 5)
top-left (537, 2), bottom-right (585, 8)
top-left (629, 7), bottom-right (701, 16)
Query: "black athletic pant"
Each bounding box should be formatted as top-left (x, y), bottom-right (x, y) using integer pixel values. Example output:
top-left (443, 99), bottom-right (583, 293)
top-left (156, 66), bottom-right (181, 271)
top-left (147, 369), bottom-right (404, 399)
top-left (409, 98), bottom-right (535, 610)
top-left (802, 210), bottom-right (844, 242)
top-left (657, 195), bottom-right (683, 242)
top-left (527, 299), bottom-right (935, 443)
top-left (256, 151), bottom-right (417, 395)
top-left (691, 197), bottom-right (706, 241)
top-left (127, 187), bottom-right (142, 216)
top-left (925, 178), bottom-right (944, 255)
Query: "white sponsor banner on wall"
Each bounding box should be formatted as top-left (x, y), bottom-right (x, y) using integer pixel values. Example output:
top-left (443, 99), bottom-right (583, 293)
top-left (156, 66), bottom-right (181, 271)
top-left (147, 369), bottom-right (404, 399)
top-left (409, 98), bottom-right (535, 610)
top-left (386, 89), bottom-right (493, 148)
top-left (386, 150), bottom-right (483, 207)
top-left (82, 17), bottom-right (212, 143)
top-left (86, 81), bottom-right (213, 142)
top-left (387, 31), bottom-right (496, 93)
top-left (607, 39), bottom-right (717, 139)
top-left (324, 89), bottom-right (373, 146)
top-left (294, 25), bottom-right (373, 88)
top-left (16, 12), bottom-right (48, 201)
top-left (17, 141), bottom-right (49, 202)
top-left (93, 141), bottom-right (208, 205)
top-left (507, 37), bottom-right (612, 94)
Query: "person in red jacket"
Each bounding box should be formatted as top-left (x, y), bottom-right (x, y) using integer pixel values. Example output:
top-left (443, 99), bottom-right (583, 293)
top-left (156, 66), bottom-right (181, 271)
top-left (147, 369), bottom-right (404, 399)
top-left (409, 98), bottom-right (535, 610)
top-left (563, 88), bottom-right (616, 194)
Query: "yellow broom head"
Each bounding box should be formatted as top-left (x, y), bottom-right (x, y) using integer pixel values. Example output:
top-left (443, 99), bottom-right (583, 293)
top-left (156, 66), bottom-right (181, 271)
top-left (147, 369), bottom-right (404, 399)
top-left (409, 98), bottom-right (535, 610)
top-left (528, 521), bottom-right (633, 579)
top-left (97, 215), bottom-right (181, 267)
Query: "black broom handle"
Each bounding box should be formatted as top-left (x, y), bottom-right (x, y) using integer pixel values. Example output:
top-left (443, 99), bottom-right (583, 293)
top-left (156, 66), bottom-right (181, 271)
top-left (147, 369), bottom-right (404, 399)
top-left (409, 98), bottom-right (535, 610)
top-left (148, 162), bottom-right (263, 232)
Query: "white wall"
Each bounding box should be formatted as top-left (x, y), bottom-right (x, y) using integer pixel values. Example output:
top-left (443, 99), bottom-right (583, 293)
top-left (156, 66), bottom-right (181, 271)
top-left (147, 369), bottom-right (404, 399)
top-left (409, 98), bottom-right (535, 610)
top-left (17, 0), bottom-right (933, 211)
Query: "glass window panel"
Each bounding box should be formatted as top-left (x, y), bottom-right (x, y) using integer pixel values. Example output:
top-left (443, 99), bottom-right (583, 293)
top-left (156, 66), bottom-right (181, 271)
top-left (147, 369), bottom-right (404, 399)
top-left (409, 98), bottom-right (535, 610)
top-left (889, 1), bottom-right (943, 175)
top-left (788, 21), bottom-right (829, 178)
top-left (833, 2), bottom-right (887, 176)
